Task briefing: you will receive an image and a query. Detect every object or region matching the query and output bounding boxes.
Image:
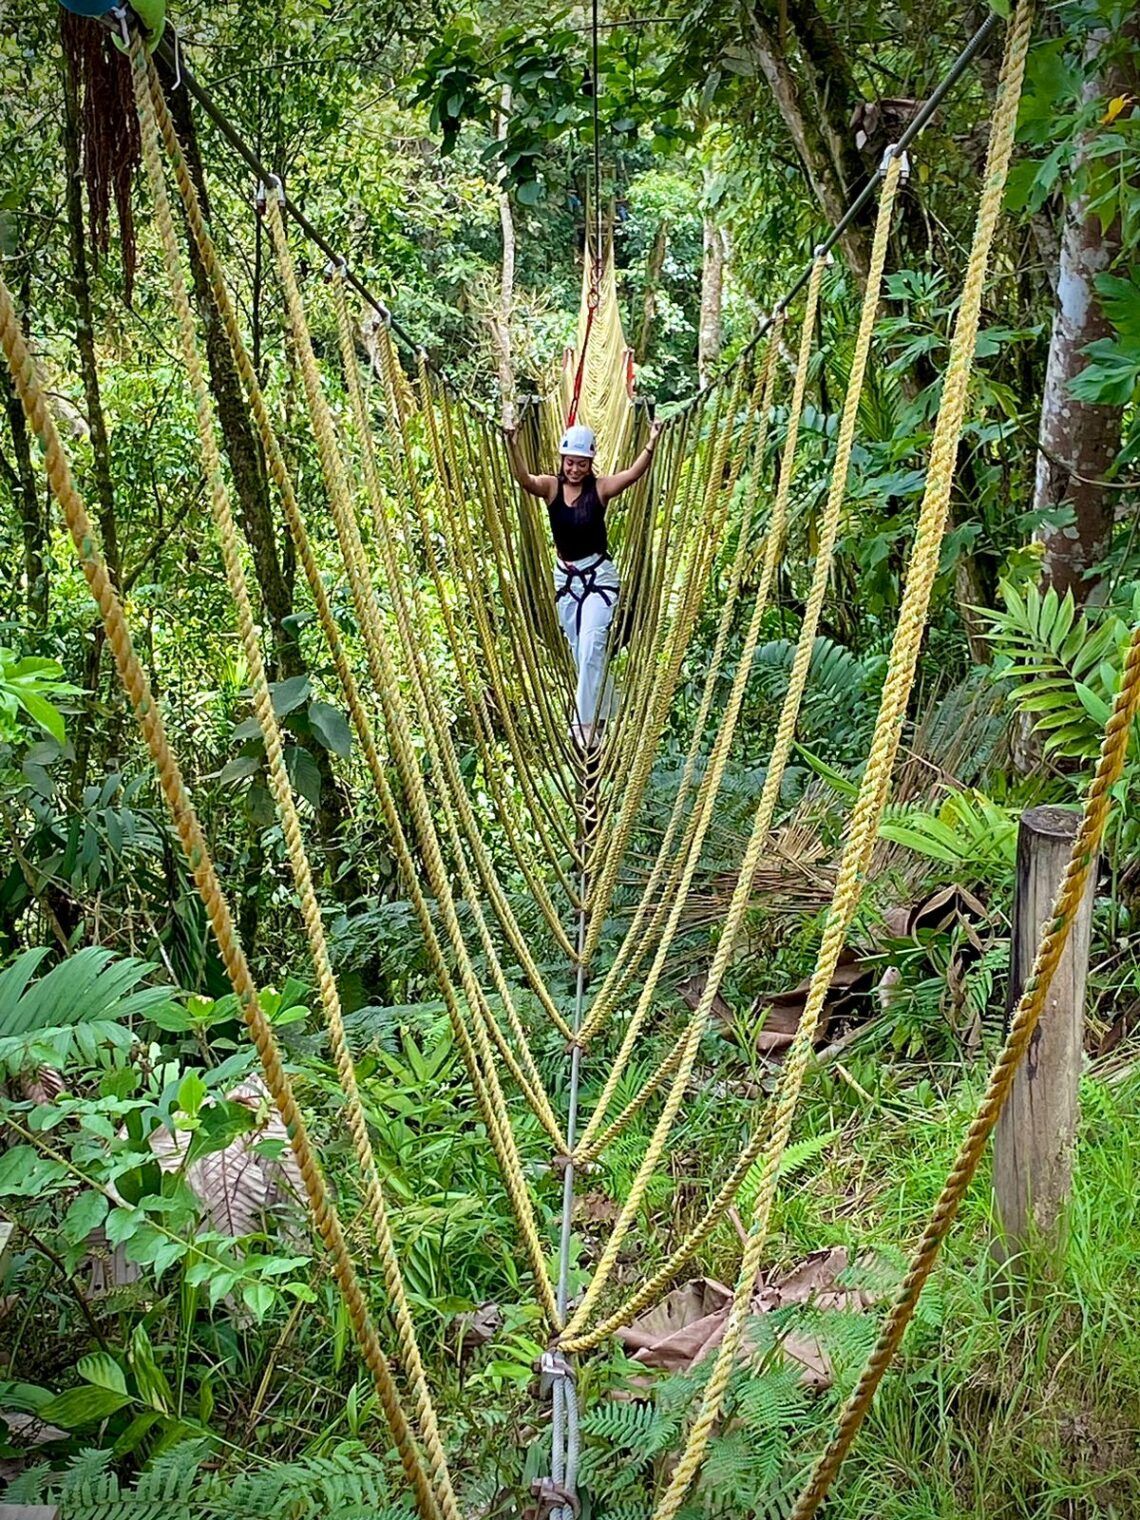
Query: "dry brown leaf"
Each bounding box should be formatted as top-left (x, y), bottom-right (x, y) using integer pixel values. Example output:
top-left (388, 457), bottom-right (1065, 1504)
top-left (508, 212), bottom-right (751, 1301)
top-left (616, 1277), bottom-right (733, 1375)
top-left (2, 1411), bottom-right (70, 1446)
top-left (751, 949), bottom-right (877, 1056)
top-left (676, 974), bottom-right (734, 1023)
top-left (618, 1249), bottom-right (883, 1392)
top-left (450, 1301), bottom-right (503, 1361)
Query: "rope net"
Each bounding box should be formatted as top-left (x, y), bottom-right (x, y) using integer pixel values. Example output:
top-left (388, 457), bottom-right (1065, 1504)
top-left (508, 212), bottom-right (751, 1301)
top-left (4, 8), bottom-right (1115, 1517)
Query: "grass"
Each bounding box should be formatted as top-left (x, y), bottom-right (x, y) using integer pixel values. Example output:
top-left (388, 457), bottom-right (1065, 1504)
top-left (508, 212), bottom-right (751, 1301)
top-left (704, 1066), bottom-right (1140, 1520)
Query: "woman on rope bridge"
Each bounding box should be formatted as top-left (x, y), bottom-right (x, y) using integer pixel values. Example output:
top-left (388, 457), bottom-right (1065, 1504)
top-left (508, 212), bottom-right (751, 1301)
top-left (505, 419), bottom-right (661, 749)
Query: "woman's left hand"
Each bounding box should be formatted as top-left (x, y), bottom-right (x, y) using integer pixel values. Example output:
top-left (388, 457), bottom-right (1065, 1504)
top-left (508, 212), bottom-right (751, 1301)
top-left (648, 419), bottom-right (663, 448)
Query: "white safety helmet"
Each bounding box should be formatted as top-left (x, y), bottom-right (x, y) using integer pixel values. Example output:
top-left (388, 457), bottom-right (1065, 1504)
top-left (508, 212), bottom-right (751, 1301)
top-left (559, 423), bottom-right (597, 459)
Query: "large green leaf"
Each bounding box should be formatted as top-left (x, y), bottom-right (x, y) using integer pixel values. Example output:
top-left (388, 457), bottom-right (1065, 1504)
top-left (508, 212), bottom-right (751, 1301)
top-left (38, 1384), bottom-right (131, 1427)
top-left (269, 675), bottom-right (311, 717)
top-left (308, 700), bottom-right (352, 758)
top-left (76, 1353), bottom-right (128, 1397)
top-left (284, 745), bottom-right (322, 809)
top-left (0, 947), bottom-right (170, 1040)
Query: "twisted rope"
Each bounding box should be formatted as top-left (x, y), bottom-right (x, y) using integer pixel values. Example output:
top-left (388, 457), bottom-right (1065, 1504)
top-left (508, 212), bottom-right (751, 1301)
top-left (560, 261), bottom-right (825, 1337)
top-left (0, 218), bottom-right (441, 1520)
top-left (649, 13), bottom-right (1030, 1513)
top-left (262, 190), bottom-right (562, 1328)
top-left (132, 50), bottom-right (459, 1516)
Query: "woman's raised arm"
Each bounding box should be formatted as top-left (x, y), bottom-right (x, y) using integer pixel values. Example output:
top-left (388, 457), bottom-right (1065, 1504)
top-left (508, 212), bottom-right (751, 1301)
top-left (597, 419), bottom-right (663, 503)
top-left (504, 427), bottom-right (556, 500)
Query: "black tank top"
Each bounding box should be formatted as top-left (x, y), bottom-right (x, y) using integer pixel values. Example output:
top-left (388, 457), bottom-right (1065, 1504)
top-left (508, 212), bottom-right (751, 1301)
top-left (547, 474), bottom-right (607, 562)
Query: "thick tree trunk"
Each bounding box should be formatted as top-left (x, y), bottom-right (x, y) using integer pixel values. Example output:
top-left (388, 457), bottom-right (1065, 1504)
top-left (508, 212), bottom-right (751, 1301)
top-left (698, 196), bottom-right (726, 388)
top-left (781, 0), bottom-right (865, 205)
top-left (746, 4), bottom-right (871, 284)
top-left (635, 219), bottom-right (669, 365)
top-left (1034, 29), bottom-right (1135, 602)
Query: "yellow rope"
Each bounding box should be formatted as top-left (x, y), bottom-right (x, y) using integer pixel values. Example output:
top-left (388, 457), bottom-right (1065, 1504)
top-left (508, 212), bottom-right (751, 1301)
top-left (0, 245), bottom-right (442, 1520)
top-left (12, 17), bottom-right (1033, 1510)
top-left (437, 392), bottom-right (583, 828)
top-left (334, 288), bottom-right (571, 1135)
top-left (560, 237), bottom-right (635, 471)
top-left (581, 371), bottom-right (745, 956)
top-left (560, 263), bottom-right (824, 1332)
top-left (407, 343), bottom-right (589, 930)
top-left (132, 53), bottom-right (458, 1517)
top-left (791, 614), bottom-right (1140, 1517)
top-left (573, 261), bottom-right (822, 1164)
top-left (566, 1107), bottom-right (776, 1350)
top-left (462, 401), bottom-right (584, 785)
top-left (411, 354), bottom-right (584, 927)
top-left (589, 382), bottom-right (736, 836)
top-left (262, 190), bottom-right (562, 1328)
top-left (569, 144), bottom-right (903, 1345)
top-left (580, 323), bottom-right (785, 1037)
top-left (650, 13), bottom-right (1029, 1512)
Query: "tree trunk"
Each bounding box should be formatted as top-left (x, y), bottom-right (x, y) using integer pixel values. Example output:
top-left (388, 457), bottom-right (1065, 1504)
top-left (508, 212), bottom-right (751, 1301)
top-left (745, 4), bottom-right (871, 284)
top-left (635, 219), bottom-right (669, 365)
top-left (782, 0), bottom-right (865, 207)
top-left (1034, 27), bottom-right (1136, 602)
top-left (156, 56), bottom-right (299, 679)
top-left (0, 363), bottom-right (48, 630)
top-left (698, 194), bottom-right (726, 388)
top-left (491, 86), bottom-right (516, 423)
top-left (155, 56), bottom-right (359, 902)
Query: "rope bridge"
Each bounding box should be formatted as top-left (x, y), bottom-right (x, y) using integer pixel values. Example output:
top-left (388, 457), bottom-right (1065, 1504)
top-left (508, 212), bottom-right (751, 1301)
top-left (4, 5), bottom-right (1131, 1516)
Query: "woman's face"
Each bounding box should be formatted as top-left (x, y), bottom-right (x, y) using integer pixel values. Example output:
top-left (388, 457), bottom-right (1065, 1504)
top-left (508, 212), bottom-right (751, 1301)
top-left (562, 453), bottom-right (592, 483)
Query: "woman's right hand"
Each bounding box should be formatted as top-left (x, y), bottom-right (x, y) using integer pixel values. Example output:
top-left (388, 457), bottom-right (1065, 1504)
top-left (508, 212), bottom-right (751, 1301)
top-left (503, 423), bottom-right (520, 447)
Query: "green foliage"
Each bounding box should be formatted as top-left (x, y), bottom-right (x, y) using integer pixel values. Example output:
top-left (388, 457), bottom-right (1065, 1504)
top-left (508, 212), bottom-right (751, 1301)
top-left (985, 578), bottom-right (1134, 759)
top-left (0, 650), bottom-right (79, 746)
top-left (411, 11), bottom-right (689, 202)
top-left (0, 946), bottom-right (172, 1075)
top-left (1, 1440), bottom-right (404, 1519)
top-left (879, 788), bottom-right (1018, 878)
top-left (1069, 268), bottom-right (1140, 465)
top-left (749, 635), bottom-right (879, 761)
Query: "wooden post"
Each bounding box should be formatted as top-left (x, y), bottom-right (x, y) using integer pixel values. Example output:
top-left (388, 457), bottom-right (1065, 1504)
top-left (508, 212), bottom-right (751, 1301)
top-left (993, 806), bottom-right (1096, 1272)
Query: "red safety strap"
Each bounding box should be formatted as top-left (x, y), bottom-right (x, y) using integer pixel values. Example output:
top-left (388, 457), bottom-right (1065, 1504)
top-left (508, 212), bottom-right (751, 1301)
top-left (565, 257), bottom-right (603, 428)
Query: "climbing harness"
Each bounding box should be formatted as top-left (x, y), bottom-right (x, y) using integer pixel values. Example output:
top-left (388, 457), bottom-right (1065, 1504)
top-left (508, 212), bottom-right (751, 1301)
top-left (555, 554), bottom-right (619, 638)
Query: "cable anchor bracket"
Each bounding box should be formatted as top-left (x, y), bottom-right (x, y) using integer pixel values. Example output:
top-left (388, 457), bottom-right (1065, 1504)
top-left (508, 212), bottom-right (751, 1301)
top-left (882, 143), bottom-right (912, 182)
top-left (536, 1349), bottom-right (576, 1396)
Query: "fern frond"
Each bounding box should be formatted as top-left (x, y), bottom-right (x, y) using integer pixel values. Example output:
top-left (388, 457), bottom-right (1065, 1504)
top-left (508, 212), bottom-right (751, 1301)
top-left (580, 1398), bottom-right (663, 1453)
top-left (985, 581), bottom-right (1127, 759)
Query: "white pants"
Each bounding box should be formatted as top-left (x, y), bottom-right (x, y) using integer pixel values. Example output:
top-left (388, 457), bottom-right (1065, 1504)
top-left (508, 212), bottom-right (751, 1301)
top-left (554, 554), bottom-right (620, 741)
